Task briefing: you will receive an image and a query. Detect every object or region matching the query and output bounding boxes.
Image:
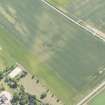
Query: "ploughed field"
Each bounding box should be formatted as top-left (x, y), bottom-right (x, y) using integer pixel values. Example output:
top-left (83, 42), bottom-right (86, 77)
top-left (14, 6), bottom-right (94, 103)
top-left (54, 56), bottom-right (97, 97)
top-left (0, 0), bottom-right (105, 104)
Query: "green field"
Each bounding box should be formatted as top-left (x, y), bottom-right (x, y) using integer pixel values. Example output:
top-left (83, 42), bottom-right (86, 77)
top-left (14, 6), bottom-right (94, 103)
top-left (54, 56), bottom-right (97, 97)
top-left (88, 89), bottom-right (105, 105)
top-left (0, 0), bottom-right (105, 105)
top-left (0, 48), bottom-right (15, 70)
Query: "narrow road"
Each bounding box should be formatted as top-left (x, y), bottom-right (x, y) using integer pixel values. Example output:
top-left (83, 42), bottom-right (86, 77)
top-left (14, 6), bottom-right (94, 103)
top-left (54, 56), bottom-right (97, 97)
top-left (40, 0), bottom-right (105, 42)
top-left (77, 81), bottom-right (105, 105)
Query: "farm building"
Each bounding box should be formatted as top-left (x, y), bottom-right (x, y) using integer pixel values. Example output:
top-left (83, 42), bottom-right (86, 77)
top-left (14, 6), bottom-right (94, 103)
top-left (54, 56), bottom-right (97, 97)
top-left (8, 66), bottom-right (23, 79)
top-left (0, 91), bottom-right (12, 105)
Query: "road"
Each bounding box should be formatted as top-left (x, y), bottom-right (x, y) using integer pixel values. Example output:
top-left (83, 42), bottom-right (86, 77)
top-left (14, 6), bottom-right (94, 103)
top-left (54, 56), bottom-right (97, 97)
top-left (40, 0), bottom-right (105, 42)
top-left (77, 81), bottom-right (105, 105)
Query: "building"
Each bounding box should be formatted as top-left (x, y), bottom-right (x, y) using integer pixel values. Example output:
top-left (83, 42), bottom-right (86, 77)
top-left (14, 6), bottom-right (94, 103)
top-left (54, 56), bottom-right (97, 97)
top-left (8, 66), bottom-right (23, 79)
top-left (0, 91), bottom-right (12, 105)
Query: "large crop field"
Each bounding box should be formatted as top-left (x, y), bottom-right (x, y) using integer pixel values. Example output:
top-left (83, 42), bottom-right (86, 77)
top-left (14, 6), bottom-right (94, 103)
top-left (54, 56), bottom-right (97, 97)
top-left (0, 0), bottom-right (105, 105)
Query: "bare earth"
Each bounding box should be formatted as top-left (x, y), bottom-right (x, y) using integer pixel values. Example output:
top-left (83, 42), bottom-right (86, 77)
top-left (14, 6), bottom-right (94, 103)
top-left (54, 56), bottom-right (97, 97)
top-left (19, 73), bottom-right (64, 105)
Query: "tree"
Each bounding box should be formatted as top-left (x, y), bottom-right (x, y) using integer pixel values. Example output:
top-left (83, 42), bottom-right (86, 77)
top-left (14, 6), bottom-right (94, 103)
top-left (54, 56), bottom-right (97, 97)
top-left (28, 95), bottom-right (37, 105)
top-left (5, 78), bottom-right (17, 88)
top-left (0, 71), bottom-right (3, 80)
top-left (11, 92), bottom-right (19, 105)
top-left (40, 92), bottom-right (47, 99)
top-left (11, 84), bottom-right (38, 105)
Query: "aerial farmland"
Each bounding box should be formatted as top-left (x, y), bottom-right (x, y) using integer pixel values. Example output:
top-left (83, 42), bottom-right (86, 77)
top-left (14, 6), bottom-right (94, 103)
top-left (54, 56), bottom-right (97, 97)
top-left (0, 0), bottom-right (105, 105)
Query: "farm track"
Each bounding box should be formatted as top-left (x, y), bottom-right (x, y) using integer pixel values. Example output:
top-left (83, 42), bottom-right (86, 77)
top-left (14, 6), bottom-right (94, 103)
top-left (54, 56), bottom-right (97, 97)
top-left (40, 0), bottom-right (105, 42)
top-left (77, 81), bottom-right (105, 105)
top-left (40, 0), bottom-right (105, 105)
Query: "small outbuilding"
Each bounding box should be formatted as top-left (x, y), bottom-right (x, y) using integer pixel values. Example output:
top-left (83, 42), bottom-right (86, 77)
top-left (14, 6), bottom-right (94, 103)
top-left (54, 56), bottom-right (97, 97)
top-left (0, 91), bottom-right (12, 105)
top-left (8, 66), bottom-right (23, 79)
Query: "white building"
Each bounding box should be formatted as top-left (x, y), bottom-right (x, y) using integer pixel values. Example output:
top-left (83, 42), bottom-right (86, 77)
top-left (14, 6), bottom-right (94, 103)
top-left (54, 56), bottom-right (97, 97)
top-left (0, 91), bottom-right (12, 105)
top-left (8, 66), bottom-right (23, 79)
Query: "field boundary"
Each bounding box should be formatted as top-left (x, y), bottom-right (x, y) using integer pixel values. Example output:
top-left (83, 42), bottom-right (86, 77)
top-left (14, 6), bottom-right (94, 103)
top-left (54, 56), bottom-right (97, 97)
top-left (77, 80), bottom-right (105, 105)
top-left (40, 0), bottom-right (105, 42)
